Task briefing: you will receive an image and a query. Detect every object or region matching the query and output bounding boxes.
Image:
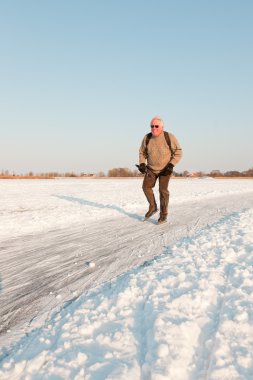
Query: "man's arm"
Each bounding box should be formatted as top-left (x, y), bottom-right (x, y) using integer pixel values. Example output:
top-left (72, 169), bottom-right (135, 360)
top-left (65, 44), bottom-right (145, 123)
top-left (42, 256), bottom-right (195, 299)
top-left (169, 133), bottom-right (183, 166)
top-left (139, 136), bottom-right (147, 164)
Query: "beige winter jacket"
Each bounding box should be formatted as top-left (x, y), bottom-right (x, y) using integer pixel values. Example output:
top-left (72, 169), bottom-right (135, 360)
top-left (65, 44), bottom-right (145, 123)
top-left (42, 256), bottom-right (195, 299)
top-left (139, 131), bottom-right (183, 173)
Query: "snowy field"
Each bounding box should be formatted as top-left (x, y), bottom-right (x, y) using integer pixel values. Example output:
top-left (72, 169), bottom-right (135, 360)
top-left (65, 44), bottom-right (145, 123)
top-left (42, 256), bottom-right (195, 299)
top-left (0, 178), bottom-right (253, 379)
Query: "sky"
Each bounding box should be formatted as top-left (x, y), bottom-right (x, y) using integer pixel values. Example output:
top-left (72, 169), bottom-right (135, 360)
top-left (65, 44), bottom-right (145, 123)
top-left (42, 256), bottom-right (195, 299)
top-left (0, 0), bottom-right (252, 174)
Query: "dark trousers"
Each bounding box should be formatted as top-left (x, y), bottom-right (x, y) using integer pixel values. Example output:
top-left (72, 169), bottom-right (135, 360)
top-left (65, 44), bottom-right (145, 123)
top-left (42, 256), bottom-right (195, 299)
top-left (142, 169), bottom-right (171, 217)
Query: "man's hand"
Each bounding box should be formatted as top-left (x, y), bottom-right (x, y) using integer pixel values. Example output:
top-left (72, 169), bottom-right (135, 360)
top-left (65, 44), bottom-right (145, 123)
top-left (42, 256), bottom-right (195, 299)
top-left (160, 163), bottom-right (174, 176)
top-left (136, 163), bottom-right (146, 174)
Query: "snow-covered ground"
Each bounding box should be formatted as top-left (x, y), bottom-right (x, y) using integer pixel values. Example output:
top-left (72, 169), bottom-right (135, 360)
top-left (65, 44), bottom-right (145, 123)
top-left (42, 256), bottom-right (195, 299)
top-left (0, 178), bottom-right (253, 379)
top-left (1, 177), bottom-right (253, 242)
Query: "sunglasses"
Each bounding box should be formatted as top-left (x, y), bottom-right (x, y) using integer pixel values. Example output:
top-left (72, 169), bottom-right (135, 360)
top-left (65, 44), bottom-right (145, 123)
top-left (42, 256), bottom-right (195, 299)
top-left (151, 125), bottom-right (160, 129)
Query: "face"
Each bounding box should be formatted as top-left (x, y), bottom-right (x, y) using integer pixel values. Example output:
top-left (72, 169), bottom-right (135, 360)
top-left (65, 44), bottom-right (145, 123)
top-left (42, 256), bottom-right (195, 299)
top-left (150, 118), bottom-right (163, 137)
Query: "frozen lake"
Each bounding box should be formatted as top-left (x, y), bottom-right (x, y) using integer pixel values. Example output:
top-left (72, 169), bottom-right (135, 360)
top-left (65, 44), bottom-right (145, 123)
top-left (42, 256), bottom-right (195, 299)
top-left (0, 178), bottom-right (253, 379)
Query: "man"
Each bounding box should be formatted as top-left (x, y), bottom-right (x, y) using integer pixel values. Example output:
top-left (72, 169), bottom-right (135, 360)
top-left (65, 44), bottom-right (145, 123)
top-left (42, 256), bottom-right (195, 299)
top-left (137, 116), bottom-right (183, 224)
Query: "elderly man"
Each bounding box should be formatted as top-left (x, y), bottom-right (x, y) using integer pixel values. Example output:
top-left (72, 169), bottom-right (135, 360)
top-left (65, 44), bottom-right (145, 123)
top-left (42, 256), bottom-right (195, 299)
top-left (137, 116), bottom-right (183, 224)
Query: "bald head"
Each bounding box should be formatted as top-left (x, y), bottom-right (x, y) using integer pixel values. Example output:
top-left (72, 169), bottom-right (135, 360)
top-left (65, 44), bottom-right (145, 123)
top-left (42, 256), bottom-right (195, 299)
top-left (150, 116), bottom-right (164, 128)
top-left (150, 116), bottom-right (164, 137)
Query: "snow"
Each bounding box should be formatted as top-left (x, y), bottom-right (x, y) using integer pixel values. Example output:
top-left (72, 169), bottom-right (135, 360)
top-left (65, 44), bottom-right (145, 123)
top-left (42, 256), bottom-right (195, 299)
top-left (0, 178), bottom-right (253, 379)
top-left (0, 178), bottom-right (252, 242)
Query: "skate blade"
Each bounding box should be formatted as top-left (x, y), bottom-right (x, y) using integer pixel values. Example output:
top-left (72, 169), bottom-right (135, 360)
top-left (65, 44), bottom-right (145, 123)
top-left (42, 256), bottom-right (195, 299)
top-left (143, 210), bottom-right (158, 221)
top-left (157, 220), bottom-right (167, 225)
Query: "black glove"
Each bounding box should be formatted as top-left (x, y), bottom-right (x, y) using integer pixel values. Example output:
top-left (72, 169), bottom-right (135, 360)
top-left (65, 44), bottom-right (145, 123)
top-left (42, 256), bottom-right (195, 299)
top-left (136, 163), bottom-right (146, 174)
top-left (160, 163), bottom-right (174, 176)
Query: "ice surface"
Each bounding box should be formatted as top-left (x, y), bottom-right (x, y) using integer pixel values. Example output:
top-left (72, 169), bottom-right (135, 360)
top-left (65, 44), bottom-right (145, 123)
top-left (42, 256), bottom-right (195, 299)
top-left (1, 177), bottom-right (252, 242)
top-left (0, 178), bottom-right (253, 379)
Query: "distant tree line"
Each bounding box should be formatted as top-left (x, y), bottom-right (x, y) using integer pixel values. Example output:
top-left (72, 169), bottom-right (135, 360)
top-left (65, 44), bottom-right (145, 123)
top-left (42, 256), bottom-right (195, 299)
top-left (107, 168), bottom-right (140, 177)
top-left (0, 170), bottom-right (94, 178)
top-left (100, 167), bottom-right (253, 178)
top-left (199, 168), bottom-right (253, 178)
top-left (1, 167), bottom-right (253, 178)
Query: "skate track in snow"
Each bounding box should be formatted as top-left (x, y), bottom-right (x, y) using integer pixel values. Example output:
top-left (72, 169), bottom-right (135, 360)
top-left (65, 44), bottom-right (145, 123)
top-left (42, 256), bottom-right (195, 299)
top-left (1, 191), bottom-right (253, 350)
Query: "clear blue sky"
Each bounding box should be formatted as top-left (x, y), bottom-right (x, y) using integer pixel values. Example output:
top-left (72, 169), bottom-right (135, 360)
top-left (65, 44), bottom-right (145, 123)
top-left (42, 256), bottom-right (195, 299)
top-left (1, 0), bottom-right (252, 174)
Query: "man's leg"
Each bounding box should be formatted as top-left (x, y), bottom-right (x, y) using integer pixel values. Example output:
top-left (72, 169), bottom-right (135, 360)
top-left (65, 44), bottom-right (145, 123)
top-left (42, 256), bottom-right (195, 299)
top-left (142, 170), bottom-right (158, 218)
top-left (158, 173), bottom-right (171, 222)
